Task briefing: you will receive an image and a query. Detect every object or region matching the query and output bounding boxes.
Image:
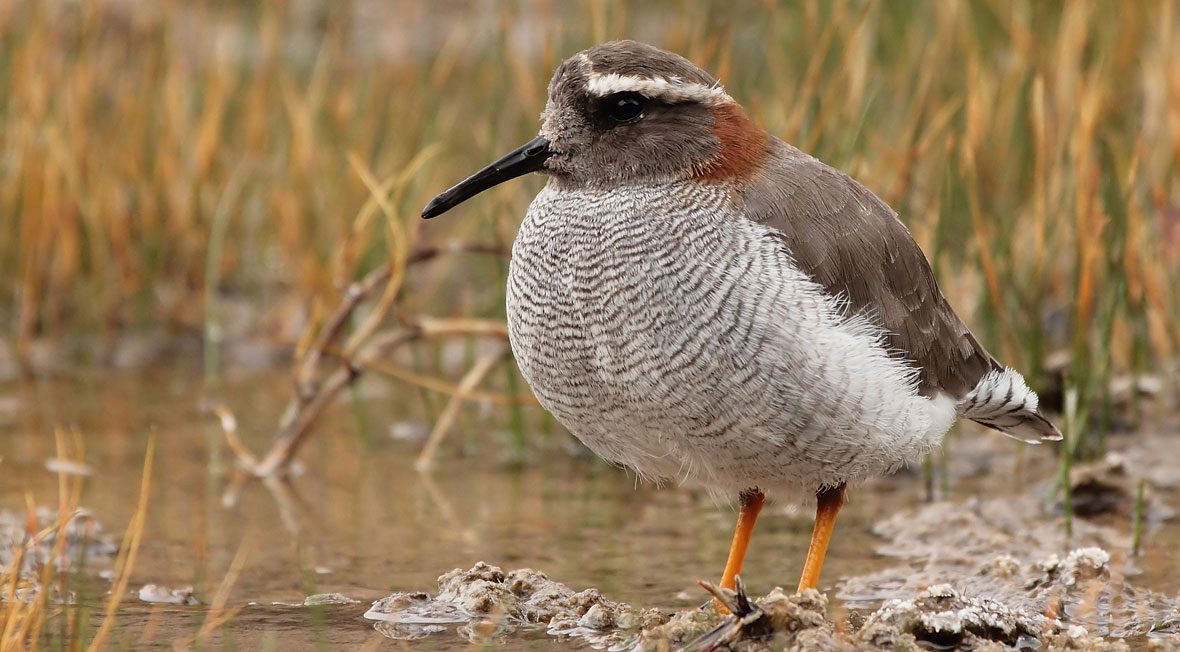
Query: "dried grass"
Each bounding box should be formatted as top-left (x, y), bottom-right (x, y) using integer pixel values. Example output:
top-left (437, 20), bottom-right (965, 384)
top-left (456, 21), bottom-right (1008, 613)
top-left (1, 0), bottom-right (1176, 462)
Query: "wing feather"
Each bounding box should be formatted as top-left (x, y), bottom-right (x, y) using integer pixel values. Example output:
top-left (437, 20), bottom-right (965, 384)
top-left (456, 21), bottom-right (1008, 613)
top-left (738, 139), bottom-right (1059, 440)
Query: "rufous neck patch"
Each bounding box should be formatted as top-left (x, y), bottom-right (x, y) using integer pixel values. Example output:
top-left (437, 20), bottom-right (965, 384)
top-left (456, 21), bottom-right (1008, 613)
top-left (693, 102), bottom-right (771, 183)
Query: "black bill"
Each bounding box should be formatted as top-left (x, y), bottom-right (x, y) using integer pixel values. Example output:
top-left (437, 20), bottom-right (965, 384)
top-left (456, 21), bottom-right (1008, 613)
top-left (421, 135), bottom-right (552, 219)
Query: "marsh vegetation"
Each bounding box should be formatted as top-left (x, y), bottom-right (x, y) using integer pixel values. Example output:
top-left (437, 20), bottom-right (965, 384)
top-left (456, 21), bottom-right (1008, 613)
top-left (1, 1), bottom-right (1178, 649)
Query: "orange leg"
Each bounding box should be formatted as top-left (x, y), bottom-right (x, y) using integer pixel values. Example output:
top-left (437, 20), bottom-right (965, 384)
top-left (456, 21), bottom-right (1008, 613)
top-left (714, 488), bottom-right (764, 612)
top-left (797, 483), bottom-right (846, 592)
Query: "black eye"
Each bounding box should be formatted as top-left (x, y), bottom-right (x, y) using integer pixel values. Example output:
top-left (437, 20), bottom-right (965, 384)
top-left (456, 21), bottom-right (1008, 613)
top-left (605, 92), bottom-right (645, 124)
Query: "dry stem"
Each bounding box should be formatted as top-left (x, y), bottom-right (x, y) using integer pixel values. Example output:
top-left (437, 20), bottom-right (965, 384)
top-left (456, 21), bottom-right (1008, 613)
top-left (213, 234), bottom-right (521, 503)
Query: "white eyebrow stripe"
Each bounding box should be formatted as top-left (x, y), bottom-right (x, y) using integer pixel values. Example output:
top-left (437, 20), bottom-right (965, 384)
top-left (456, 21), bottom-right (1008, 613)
top-left (586, 72), bottom-right (732, 105)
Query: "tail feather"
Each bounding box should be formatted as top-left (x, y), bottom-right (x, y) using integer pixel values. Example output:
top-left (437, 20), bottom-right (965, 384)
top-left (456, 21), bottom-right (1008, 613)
top-left (959, 367), bottom-right (1062, 443)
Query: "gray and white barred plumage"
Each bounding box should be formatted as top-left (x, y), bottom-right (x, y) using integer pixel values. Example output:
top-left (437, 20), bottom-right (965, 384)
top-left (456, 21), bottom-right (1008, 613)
top-left (427, 40), bottom-right (1060, 505)
top-left (509, 181), bottom-right (967, 499)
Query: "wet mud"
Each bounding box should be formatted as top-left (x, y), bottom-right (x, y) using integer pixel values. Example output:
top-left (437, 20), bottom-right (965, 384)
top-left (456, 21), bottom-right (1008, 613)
top-left (367, 537), bottom-right (1177, 649)
top-left (367, 489), bottom-right (1178, 649)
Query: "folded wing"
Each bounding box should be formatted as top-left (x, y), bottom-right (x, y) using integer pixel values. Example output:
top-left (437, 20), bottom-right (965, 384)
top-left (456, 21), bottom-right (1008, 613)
top-left (739, 140), bottom-right (1060, 442)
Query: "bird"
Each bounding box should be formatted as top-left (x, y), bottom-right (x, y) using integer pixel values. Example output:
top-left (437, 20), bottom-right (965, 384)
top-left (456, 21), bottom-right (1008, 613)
top-left (420, 40), bottom-right (1060, 602)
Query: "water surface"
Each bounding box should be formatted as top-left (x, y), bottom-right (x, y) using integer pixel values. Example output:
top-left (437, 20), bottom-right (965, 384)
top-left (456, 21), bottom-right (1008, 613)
top-left (1, 365), bottom-right (1175, 648)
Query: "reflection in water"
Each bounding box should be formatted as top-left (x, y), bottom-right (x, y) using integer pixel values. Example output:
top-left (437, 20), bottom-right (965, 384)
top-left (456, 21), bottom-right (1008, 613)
top-left (0, 368), bottom-right (1176, 648)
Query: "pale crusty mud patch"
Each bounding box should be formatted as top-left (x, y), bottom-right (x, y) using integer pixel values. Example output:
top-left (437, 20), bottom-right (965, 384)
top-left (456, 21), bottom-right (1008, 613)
top-left (364, 561), bottom-right (667, 646)
top-left (839, 496), bottom-right (1179, 642)
top-left (364, 557), bottom-right (1171, 650)
top-left (369, 493), bottom-right (1180, 649)
top-left (669, 581), bottom-right (1133, 651)
top-left (0, 506), bottom-right (118, 573)
top-left (0, 506), bottom-right (119, 605)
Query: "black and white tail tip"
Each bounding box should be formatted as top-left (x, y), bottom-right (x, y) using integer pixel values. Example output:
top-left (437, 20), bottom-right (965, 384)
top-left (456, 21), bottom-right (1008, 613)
top-left (959, 368), bottom-right (1062, 443)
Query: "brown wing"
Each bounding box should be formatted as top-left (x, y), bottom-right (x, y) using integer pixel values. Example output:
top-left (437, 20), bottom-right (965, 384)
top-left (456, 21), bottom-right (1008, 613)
top-left (738, 139), bottom-right (998, 399)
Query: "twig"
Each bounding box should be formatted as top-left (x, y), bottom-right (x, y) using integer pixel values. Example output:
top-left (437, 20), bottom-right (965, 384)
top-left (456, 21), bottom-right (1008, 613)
top-left (417, 471), bottom-right (478, 545)
top-left (252, 332), bottom-right (418, 477)
top-left (251, 316), bottom-right (517, 478)
top-left (359, 357), bottom-right (535, 406)
top-left (341, 155), bottom-right (410, 362)
top-left (685, 577), bottom-right (767, 652)
top-left (209, 168), bottom-right (518, 488)
top-left (261, 476), bottom-right (319, 536)
top-left (296, 264), bottom-right (393, 399)
top-left (220, 468), bottom-right (252, 509)
top-left (415, 316), bottom-right (509, 339)
top-left (407, 242), bottom-right (510, 265)
top-left (415, 348), bottom-right (508, 471)
top-left (206, 402), bottom-right (256, 468)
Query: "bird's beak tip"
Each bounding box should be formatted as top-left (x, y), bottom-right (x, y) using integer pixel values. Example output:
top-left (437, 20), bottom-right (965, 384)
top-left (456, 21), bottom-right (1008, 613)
top-left (420, 198), bottom-right (445, 219)
top-left (419, 135), bottom-right (551, 221)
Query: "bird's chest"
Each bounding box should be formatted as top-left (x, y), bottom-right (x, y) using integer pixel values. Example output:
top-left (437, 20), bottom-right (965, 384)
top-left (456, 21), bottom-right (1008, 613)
top-left (505, 184), bottom-right (768, 448)
top-left (503, 182), bottom-right (947, 493)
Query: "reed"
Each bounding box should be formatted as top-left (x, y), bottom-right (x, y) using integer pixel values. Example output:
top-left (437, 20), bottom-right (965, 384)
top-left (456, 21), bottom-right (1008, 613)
top-left (1131, 477), bottom-right (1147, 556)
top-left (87, 433), bottom-right (154, 650)
top-left (0, 431), bottom-right (161, 650)
top-left (0, 1), bottom-right (1175, 461)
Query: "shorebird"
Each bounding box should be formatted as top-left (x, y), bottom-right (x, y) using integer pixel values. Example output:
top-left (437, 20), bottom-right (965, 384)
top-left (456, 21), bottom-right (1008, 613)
top-left (422, 41), bottom-right (1060, 600)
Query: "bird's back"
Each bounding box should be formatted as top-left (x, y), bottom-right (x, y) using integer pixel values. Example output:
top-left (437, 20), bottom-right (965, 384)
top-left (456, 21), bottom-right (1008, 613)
top-left (741, 139), bottom-right (1059, 442)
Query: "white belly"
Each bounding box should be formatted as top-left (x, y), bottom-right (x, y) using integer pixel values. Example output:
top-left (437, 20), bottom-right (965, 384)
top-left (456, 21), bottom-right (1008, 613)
top-left (506, 181), bottom-right (957, 499)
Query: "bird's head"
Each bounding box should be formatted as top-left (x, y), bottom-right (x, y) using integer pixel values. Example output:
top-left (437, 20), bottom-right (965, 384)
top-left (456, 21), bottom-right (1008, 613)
top-left (422, 40), bottom-right (770, 219)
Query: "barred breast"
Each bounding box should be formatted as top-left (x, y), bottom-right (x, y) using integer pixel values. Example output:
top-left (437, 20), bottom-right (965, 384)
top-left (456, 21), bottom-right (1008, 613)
top-left (506, 181), bottom-right (957, 498)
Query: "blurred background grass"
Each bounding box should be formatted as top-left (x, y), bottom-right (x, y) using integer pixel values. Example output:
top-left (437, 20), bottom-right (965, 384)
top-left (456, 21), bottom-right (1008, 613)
top-left (0, 0), bottom-right (1177, 444)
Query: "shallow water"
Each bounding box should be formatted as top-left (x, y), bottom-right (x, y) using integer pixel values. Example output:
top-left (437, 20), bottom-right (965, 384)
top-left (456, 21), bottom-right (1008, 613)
top-left (0, 365), bottom-right (1176, 649)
